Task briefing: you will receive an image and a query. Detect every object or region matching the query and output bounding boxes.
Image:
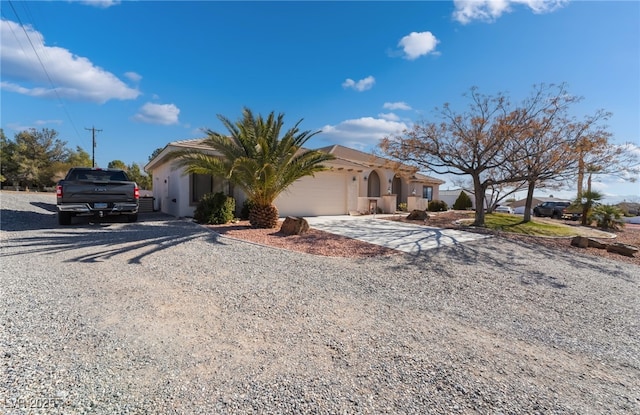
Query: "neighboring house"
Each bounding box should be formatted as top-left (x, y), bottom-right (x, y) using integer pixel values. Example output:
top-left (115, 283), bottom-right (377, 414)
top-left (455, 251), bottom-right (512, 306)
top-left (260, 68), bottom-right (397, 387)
top-left (144, 140), bottom-right (444, 218)
top-left (439, 188), bottom-right (488, 210)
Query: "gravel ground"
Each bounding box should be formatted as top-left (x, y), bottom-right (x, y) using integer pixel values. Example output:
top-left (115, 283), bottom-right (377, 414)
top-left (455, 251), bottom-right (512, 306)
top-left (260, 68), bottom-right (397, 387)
top-left (1, 191), bottom-right (639, 414)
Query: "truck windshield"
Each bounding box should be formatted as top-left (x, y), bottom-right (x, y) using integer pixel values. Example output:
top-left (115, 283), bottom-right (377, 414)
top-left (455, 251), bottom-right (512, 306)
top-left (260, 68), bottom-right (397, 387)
top-left (70, 170), bottom-right (128, 181)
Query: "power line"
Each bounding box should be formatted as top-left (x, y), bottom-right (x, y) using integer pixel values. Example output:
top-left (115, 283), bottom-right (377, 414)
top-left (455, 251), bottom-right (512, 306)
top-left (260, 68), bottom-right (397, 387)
top-left (85, 127), bottom-right (103, 167)
top-left (5, 1), bottom-right (83, 141)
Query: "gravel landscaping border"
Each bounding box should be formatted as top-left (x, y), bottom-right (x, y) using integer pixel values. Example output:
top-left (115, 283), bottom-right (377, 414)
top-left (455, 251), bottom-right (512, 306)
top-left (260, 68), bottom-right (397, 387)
top-left (1, 191), bottom-right (638, 414)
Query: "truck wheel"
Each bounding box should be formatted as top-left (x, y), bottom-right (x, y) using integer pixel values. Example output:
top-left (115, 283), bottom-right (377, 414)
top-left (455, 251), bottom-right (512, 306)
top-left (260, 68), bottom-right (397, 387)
top-left (127, 213), bottom-right (138, 223)
top-left (58, 212), bottom-right (72, 225)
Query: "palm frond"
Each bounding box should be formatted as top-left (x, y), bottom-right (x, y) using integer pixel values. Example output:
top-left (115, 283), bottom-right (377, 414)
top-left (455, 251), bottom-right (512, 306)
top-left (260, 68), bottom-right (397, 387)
top-left (171, 107), bottom-right (335, 206)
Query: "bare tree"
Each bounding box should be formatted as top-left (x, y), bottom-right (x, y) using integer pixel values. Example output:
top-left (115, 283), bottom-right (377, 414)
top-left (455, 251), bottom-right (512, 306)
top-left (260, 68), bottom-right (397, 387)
top-left (381, 87), bottom-right (531, 226)
top-left (504, 84), bottom-right (589, 222)
top-left (575, 125), bottom-right (639, 197)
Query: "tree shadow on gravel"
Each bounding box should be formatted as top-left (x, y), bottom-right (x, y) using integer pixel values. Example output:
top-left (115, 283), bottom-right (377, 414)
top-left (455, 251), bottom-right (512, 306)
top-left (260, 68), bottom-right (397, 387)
top-left (385, 234), bottom-right (636, 289)
top-left (1, 213), bottom-right (226, 264)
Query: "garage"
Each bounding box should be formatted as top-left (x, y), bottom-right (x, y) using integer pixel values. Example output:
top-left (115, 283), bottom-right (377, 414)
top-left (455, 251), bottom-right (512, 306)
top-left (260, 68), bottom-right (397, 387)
top-left (275, 171), bottom-right (349, 217)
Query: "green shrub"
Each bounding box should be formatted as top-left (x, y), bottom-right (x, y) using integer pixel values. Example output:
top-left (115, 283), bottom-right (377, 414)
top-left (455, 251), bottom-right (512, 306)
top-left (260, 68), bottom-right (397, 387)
top-left (452, 191), bottom-right (472, 210)
top-left (428, 199), bottom-right (448, 212)
top-left (194, 192), bottom-right (235, 224)
top-left (240, 199), bottom-right (255, 220)
top-left (398, 202), bottom-right (408, 212)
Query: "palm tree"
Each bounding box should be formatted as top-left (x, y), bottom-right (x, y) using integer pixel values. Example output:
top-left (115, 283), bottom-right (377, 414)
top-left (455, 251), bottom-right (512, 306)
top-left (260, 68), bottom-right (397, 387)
top-left (592, 204), bottom-right (625, 230)
top-left (173, 108), bottom-right (334, 228)
top-left (575, 190), bottom-right (603, 226)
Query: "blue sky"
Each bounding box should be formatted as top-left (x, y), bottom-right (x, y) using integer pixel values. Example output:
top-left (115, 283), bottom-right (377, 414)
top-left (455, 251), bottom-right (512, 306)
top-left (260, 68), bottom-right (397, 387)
top-left (1, 0), bottom-right (639, 202)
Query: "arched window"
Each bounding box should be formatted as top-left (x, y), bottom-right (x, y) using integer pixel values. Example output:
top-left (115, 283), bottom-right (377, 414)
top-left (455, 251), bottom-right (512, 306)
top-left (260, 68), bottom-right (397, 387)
top-left (367, 171), bottom-right (380, 197)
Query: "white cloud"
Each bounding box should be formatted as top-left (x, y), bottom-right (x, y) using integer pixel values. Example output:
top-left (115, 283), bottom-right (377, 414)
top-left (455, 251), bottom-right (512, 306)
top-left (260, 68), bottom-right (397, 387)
top-left (342, 76), bottom-right (375, 92)
top-left (35, 119), bottom-right (63, 126)
top-left (453, 0), bottom-right (568, 24)
top-left (133, 102), bottom-right (180, 125)
top-left (620, 142), bottom-right (640, 157)
top-left (125, 72), bottom-right (142, 83)
top-left (398, 31), bottom-right (439, 60)
top-left (71, 0), bottom-right (121, 8)
top-left (383, 102), bottom-right (412, 111)
top-left (378, 112), bottom-right (400, 121)
top-left (320, 117), bottom-right (410, 149)
top-left (0, 19), bottom-right (140, 103)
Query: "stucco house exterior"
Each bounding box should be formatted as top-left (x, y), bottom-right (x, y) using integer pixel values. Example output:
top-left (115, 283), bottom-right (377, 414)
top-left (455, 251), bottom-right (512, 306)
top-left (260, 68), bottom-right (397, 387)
top-left (144, 139), bottom-right (444, 218)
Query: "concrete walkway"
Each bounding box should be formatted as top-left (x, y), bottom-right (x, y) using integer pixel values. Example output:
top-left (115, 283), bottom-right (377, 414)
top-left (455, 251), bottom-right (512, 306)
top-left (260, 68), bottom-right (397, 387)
top-left (304, 215), bottom-right (490, 254)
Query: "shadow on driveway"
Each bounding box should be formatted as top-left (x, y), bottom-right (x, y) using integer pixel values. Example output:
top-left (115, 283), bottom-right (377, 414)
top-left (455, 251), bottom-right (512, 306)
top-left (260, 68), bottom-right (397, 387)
top-left (1, 208), bottom-right (224, 264)
top-left (308, 217), bottom-right (490, 254)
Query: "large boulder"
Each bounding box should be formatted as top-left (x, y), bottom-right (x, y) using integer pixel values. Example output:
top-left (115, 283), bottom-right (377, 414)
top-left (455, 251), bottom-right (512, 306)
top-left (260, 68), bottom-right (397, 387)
top-left (280, 216), bottom-right (310, 236)
top-left (570, 236), bottom-right (589, 248)
top-left (406, 210), bottom-right (429, 221)
top-left (606, 243), bottom-right (638, 257)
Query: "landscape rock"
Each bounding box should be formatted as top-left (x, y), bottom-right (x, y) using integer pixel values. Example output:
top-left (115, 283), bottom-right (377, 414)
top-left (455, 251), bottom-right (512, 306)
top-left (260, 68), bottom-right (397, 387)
top-left (406, 210), bottom-right (429, 221)
top-left (280, 216), bottom-right (310, 235)
top-left (587, 238), bottom-right (608, 249)
top-left (606, 243), bottom-right (638, 257)
top-left (571, 236), bottom-right (589, 248)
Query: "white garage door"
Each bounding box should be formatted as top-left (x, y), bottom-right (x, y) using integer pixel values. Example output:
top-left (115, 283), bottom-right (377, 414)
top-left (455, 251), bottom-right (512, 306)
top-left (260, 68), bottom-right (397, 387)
top-left (275, 172), bottom-right (348, 217)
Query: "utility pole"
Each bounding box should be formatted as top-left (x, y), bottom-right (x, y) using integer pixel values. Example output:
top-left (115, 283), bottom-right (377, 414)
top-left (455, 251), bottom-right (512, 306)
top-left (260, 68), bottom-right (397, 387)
top-left (85, 126), bottom-right (102, 167)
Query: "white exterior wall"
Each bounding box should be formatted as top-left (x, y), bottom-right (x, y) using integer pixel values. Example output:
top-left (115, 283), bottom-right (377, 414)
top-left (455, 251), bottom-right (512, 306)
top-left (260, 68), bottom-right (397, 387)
top-left (152, 162), bottom-right (194, 218)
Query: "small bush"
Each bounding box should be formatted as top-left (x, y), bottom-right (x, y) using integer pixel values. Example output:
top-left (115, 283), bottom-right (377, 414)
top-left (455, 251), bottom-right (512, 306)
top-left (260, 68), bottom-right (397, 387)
top-left (428, 199), bottom-right (448, 212)
top-left (398, 202), bottom-right (408, 212)
top-left (194, 192), bottom-right (235, 224)
top-left (452, 191), bottom-right (472, 210)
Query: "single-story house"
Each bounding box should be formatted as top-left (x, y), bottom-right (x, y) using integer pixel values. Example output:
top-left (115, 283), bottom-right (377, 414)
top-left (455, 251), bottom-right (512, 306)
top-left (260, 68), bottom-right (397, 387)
top-left (144, 139), bottom-right (444, 218)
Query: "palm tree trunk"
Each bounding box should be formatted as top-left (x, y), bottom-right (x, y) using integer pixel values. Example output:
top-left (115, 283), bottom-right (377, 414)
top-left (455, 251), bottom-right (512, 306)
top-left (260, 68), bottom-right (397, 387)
top-left (249, 204), bottom-right (279, 228)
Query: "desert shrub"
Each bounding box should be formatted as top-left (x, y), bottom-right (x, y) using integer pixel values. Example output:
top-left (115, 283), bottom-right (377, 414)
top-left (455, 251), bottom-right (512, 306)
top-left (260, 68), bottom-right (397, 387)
top-left (194, 192), bottom-right (235, 224)
top-left (592, 204), bottom-right (625, 230)
top-left (428, 199), bottom-right (448, 212)
top-left (240, 199), bottom-right (255, 220)
top-left (452, 191), bottom-right (472, 210)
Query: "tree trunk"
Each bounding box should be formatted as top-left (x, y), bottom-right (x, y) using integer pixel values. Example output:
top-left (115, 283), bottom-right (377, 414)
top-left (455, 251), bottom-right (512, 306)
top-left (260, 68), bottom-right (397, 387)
top-left (577, 155), bottom-right (584, 198)
top-left (580, 172), bottom-right (594, 226)
top-left (523, 180), bottom-right (536, 223)
top-left (249, 204), bottom-right (279, 228)
top-left (472, 177), bottom-right (486, 227)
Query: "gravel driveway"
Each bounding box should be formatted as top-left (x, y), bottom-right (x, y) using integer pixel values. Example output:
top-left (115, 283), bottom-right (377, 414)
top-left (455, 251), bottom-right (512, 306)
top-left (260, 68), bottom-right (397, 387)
top-left (1, 191), bottom-right (638, 414)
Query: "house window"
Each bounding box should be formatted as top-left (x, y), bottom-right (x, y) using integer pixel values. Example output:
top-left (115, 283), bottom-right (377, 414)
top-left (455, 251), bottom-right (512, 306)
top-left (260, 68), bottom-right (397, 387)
top-left (191, 173), bottom-right (214, 204)
top-left (423, 186), bottom-right (433, 201)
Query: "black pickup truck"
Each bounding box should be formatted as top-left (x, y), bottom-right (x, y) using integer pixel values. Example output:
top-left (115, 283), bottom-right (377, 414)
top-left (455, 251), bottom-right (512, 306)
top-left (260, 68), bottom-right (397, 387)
top-left (56, 167), bottom-right (139, 225)
top-left (533, 201), bottom-right (581, 220)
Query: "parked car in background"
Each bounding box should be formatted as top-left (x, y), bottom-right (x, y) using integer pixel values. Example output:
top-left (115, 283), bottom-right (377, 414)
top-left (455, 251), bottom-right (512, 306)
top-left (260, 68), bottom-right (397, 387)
top-left (495, 206), bottom-right (514, 214)
top-left (513, 206), bottom-right (533, 215)
top-left (533, 201), bottom-right (581, 220)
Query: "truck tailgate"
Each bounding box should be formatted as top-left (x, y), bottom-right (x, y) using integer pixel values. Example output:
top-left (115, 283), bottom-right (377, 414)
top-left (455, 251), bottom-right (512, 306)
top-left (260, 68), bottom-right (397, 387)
top-left (62, 181), bottom-right (136, 203)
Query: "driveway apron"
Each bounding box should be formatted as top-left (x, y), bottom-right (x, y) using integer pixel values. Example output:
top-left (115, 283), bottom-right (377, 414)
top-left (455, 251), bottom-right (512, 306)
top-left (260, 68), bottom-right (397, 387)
top-left (304, 215), bottom-right (490, 254)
